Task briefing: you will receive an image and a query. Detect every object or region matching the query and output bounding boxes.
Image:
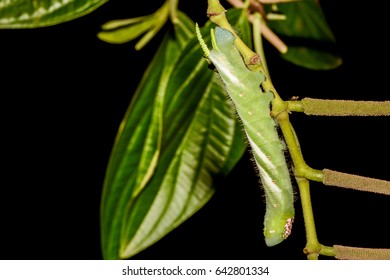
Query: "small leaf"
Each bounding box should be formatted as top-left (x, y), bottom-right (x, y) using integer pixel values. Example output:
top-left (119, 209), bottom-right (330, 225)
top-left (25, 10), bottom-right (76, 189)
top-left (97, 1), bottom-right (169, 49)
top-left (101, 16), bottom-right (150, 30)
top-left (265, 1), bottom-right (342, 69)
top-left (0, 0), bottom-right (109, 28)
top-left (97, 20), bottom-right (155, 44)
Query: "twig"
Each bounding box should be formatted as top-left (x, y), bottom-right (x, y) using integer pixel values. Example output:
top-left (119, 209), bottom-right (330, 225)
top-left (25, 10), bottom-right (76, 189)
top-left (226, 0), bottom-right (288, 53)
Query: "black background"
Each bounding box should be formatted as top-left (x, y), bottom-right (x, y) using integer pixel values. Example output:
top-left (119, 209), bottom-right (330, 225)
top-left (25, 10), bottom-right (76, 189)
top-left (0, 0), bottom-right (389, 260)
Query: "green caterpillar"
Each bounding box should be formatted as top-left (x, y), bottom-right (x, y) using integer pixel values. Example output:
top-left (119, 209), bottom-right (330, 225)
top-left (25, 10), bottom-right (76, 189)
top-left (196, 25), bottom-right (294, 246)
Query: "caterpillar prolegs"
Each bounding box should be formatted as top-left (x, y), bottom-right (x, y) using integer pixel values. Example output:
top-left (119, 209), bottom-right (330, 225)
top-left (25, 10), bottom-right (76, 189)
top-left (196, 25), bottom-right (295, 246)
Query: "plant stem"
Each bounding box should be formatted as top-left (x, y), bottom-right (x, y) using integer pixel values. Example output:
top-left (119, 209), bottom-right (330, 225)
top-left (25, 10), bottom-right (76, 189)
top-left (169, 0), bottom-right (179, 24)
top-left (273, 101), bottom-right (323, 181)
top-left (252, 12), bottom-right (271, 78)
top-left (207, 0), bottom-right (262, 67)
top-left (227, 0), bottom-right (288, 53)
top-left (320, 245), bottom-right (335, 257)
top-left (296, 178), bottom-right (322, 259)
top-left (272, 104), bottom-right (324, 259)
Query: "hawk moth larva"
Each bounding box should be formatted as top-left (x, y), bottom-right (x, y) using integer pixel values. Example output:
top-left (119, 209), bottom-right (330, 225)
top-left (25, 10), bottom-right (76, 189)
top-left (196, 25), bottom-right (295, 246)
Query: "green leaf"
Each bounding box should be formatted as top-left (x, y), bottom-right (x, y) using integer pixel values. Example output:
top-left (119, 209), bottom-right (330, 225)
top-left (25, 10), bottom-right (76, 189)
top-left (265, 1), bottom-right (342, 70)
top-left (100, 9), bottom-right (248, 259)
top-left (0, 0), bottom-right (109, 28)
top-left (100, 21), bottom-right (182, 261)
top-left (98, 20), bottom-right (157, 44)
top-left (97, 1), bottom-right (170, 49)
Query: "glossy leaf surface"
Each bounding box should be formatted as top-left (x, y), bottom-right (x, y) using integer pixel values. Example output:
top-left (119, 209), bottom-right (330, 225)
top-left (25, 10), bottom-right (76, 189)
top-left (265, 1), bottom-right (342, 69)
top-left (0, 0), bottom-right (109, 28)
